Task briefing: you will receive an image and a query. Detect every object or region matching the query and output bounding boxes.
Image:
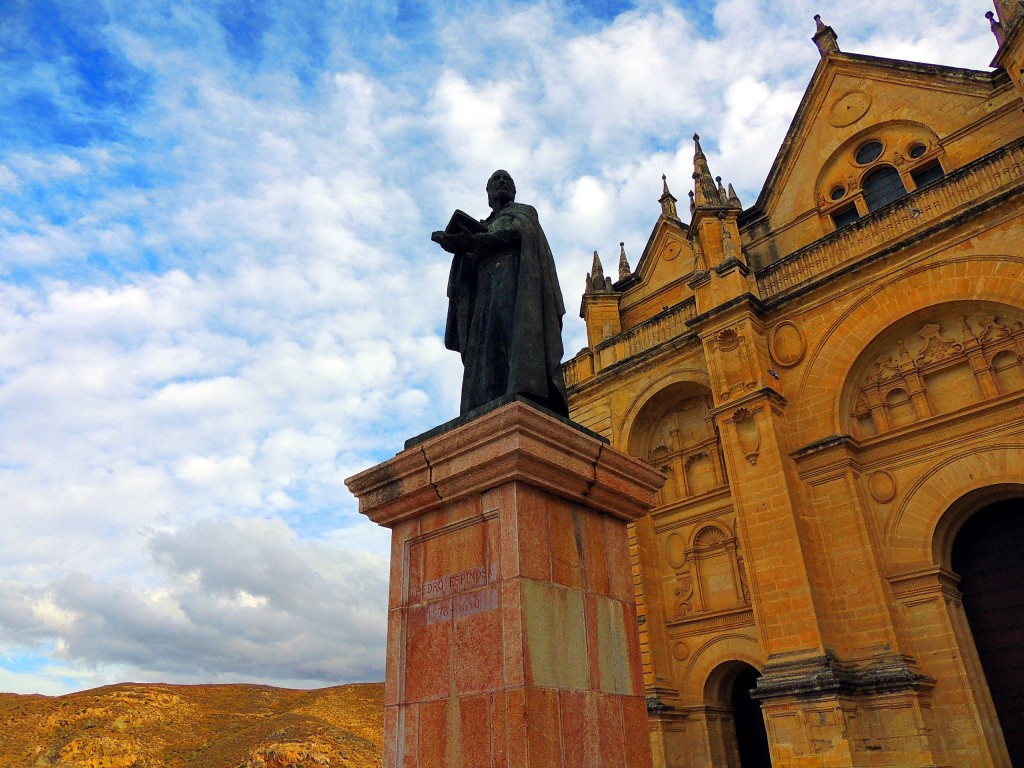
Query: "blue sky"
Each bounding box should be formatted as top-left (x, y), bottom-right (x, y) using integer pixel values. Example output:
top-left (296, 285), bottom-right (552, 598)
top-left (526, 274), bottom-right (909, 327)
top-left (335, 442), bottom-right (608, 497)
top-left (0, 0), bottom-right (999, 694)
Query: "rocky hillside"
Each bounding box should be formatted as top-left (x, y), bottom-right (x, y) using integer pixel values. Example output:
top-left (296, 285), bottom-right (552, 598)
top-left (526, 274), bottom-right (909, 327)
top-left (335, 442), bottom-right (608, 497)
top-left (0, 681), bottom-right (383, 767)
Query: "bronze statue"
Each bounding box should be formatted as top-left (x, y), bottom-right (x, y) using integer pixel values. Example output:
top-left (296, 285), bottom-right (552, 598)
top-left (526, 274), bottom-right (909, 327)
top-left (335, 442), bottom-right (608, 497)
top-left (432, 170), bottom-right (569, 416)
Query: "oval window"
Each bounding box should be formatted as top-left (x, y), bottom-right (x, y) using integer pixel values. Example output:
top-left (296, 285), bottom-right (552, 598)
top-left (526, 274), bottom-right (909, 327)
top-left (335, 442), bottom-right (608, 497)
top-left (909, 143), bottom-right (927, 159)
top-left (830, 186), bottom-right (846, 201)
top-left (855, 141), bottom-right (883, 164)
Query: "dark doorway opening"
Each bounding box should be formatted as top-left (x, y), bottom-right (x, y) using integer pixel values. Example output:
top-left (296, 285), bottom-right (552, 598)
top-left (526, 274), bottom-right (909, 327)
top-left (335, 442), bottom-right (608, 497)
top-left (731, 664), bottom-right (772, 768)
top-left (952, 497), bottom-right (1024, 765)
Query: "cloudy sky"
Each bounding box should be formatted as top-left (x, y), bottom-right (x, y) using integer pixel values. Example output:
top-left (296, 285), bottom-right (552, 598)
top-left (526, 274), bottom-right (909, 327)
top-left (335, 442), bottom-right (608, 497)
top-left (0, 0), bottom-right (1000, 695)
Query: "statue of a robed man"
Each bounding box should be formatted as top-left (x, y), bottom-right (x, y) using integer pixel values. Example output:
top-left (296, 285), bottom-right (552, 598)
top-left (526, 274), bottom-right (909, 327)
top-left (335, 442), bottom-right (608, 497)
top-left (432, 170), bottom-right (569, 417)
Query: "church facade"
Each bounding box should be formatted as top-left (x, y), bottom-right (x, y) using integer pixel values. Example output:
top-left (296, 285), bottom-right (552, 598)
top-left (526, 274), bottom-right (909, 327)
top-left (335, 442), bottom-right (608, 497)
top-left (564, 8), bottom-right (1024, 768)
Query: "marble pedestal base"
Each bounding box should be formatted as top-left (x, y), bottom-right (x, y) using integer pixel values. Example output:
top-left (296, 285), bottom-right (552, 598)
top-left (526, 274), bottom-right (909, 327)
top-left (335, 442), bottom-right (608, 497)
top-left (346, 400), bottom-right (664, 768)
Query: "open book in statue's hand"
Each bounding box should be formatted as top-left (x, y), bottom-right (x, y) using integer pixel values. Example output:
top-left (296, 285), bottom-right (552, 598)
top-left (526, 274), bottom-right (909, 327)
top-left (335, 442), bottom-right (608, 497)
top-left (432, 209), bottom-right (487, 252)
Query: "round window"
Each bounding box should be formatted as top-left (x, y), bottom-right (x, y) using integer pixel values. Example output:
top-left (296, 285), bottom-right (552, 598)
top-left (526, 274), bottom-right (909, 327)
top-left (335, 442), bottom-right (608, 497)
top-left (908, 143), bottom-right (927, 159)
top-left (830, 186), bottom-right (846, 201)
top-left (855, 141), bottom-right (883, 164)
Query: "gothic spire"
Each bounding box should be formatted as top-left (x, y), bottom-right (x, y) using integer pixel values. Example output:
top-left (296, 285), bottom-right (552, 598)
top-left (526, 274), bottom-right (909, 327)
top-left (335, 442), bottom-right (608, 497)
top-left (691, 134), bottom-right (720, 209)
top-left (716, 176), bottom-right (728, 206)
top-left (660, 174), bottom-right (679, 219)
top-left (727, 182), bottom-right (742, 209)
top-left (618, 242), bottom-right (631, 281)
top-left (812, 14), bottom-right (840, 57)
top-left (585, 250), bottom-right (613, 293)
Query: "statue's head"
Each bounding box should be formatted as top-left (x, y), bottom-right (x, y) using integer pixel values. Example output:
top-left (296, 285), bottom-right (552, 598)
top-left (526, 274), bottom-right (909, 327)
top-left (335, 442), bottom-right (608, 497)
top-left (486, 169), bottom-right (516, 210)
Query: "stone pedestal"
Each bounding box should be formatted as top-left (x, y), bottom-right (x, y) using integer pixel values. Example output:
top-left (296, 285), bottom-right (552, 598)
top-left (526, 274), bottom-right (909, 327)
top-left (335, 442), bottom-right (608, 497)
top-left (346, 400), bottom-right (664, 768)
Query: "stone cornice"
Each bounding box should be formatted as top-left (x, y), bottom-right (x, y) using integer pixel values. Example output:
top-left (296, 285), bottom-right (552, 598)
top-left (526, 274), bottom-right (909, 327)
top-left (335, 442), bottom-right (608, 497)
top-left (708, 386), bottom-right (787, 419)
top-left (345, 399), bottom-right (666, 527)
top-left (685, 293), bottom-right (767, 331)
top-left (751, 651), bottom-right (933, 701)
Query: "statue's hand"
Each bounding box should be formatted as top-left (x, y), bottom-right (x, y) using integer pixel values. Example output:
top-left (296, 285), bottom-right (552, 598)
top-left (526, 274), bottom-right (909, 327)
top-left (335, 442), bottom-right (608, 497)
top-left (432, 226), bottom-right (476, 254)
top-left (449, 225), bottom-right (477, 253)
top-left (432, 231), bottom-right (458, 254)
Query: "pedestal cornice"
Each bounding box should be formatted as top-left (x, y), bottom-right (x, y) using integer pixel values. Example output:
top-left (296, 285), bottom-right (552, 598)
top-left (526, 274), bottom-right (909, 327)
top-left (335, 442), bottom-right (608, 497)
top-left (345, 399), bottom-right (665, 528)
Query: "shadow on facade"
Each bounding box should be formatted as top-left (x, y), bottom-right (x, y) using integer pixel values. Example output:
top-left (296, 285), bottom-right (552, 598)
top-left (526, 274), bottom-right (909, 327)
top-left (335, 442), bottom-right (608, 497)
top-left (951, 493), bottom-right (1024, 766)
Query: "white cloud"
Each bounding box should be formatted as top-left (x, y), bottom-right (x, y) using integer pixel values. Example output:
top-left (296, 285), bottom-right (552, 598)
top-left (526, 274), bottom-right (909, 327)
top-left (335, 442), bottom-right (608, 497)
top-left (0, 0), bottom-right (998, 693)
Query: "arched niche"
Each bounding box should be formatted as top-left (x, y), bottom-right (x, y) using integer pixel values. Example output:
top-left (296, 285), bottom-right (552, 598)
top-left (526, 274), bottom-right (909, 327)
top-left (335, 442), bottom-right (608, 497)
top-left (841, 301), bottom-right (1024, 439)
top-left (788, 255), bottom-right (1024, 449)
top-left (666, 522), bottom-right (750, 621)
top-left (625, 381), bottom-right (726, 506)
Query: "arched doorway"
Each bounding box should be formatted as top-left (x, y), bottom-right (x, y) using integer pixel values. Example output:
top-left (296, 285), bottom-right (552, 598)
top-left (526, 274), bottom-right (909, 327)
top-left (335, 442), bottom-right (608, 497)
top-left (952, 497), bottom-right (1024, 765)
top-left (732, 664), bottom-right (771, 767)
top-left (705, 661), bottom-right (772, 767)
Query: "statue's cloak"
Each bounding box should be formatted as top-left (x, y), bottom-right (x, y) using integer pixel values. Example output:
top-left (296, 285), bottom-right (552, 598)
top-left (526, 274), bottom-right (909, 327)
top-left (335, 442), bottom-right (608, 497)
top-left (445, 201), bottom-right (568, 416)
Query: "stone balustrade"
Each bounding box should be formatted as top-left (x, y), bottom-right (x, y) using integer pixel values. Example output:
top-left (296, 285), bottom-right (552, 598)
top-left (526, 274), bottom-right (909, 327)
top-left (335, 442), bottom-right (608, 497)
top-left (565, 298), bottom-right (697, 386)
top-left (756, 138), bottom-right (1024, 298)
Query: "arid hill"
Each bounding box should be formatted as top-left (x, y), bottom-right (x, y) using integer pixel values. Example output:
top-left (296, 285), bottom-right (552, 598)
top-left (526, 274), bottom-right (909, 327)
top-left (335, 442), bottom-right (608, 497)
top-left (0, 681), bottom-right (384, 768)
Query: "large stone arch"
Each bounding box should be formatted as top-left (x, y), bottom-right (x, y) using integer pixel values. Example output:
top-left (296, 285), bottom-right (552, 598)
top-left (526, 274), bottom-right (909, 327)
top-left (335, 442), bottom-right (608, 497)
top-left (838, 299), bottom-right (1024, 439)
top-left (789, 254), bottom-right (1024, 448)
top-left (618, 371), bottom-right (724, 506)
top-left (886, 444), bottom-right (1024, 570)
top-left (680, 632), bottom-right (762, 701)
top-left (889, 473), bottom-right (1024, 767)
top-left (617, 368), bottom-right (713, 454)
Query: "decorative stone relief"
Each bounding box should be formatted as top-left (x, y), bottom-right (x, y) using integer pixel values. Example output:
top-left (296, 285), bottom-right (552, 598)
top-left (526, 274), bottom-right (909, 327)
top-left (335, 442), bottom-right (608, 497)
top-left (737, 555), bottom-right (751, 604)
top-left (663, 521), bottom-right (749, 621)
top-left (868, 470), bottom-right (897, 503)
top-left (672, 560), bottom-right (697, 618)
top-left (672, 641), bottom-right (689, 661)
top-left (664, 531), bottom-right (687, 570)
top-left (643, 394), bottom-right (726, 504)
top-left (692, 236), bottom-right (707, 272)
top-left (914, 323), bottom-right (963, 366)
top-left (693, 525), bottom-right (727, 548)
top-left (733, 407), bottom-right (760, 465)
top-left (769, 320), bottom-right (806, 368)
top-left (850, 312), bottom-right (1024, 438)
top-left (693, 524), bottom-right (743, 613)
top-left (828, 90), bottom-right (871, 127)
top-left (710, 326), bottom-right (759, 401)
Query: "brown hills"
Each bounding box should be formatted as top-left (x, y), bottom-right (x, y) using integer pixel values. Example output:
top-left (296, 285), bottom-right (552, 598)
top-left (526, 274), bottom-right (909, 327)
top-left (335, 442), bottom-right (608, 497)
top-left (0, 681), bottom-right (384, 768)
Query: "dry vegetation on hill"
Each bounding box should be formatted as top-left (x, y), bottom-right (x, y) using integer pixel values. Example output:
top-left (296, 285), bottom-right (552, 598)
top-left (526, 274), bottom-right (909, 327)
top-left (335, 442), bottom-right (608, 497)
top-left (0, 681), bottom-right (384, 767)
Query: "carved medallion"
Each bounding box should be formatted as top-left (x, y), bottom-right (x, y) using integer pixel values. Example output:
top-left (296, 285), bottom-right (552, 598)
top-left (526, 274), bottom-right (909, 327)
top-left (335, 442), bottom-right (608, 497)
top-left (829, 90), bottom-right (871, 127)
top-left (868, 470), bottom-right (897, 503)
top-left (672, 641), bottom-right (689, 661)
top-left (663, 240), bottom-right (682, 261)
top-left (664, 532), bottom-right (687, 570)
top-left (769, 320), bottom-right (806, 368)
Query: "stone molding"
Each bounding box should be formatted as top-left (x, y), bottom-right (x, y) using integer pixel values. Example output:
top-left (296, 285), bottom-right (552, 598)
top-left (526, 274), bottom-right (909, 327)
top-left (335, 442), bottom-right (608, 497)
top-left (789, 396), bottom-right (1024, 487)
top-left (889, 566), bottom-right (961, 602)
top-left (751, 651), bottom-right (933, 701)
top-left (666, 604), bottom-right (754, 634)
top-left (345, 399), bottom-right (666, 528)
